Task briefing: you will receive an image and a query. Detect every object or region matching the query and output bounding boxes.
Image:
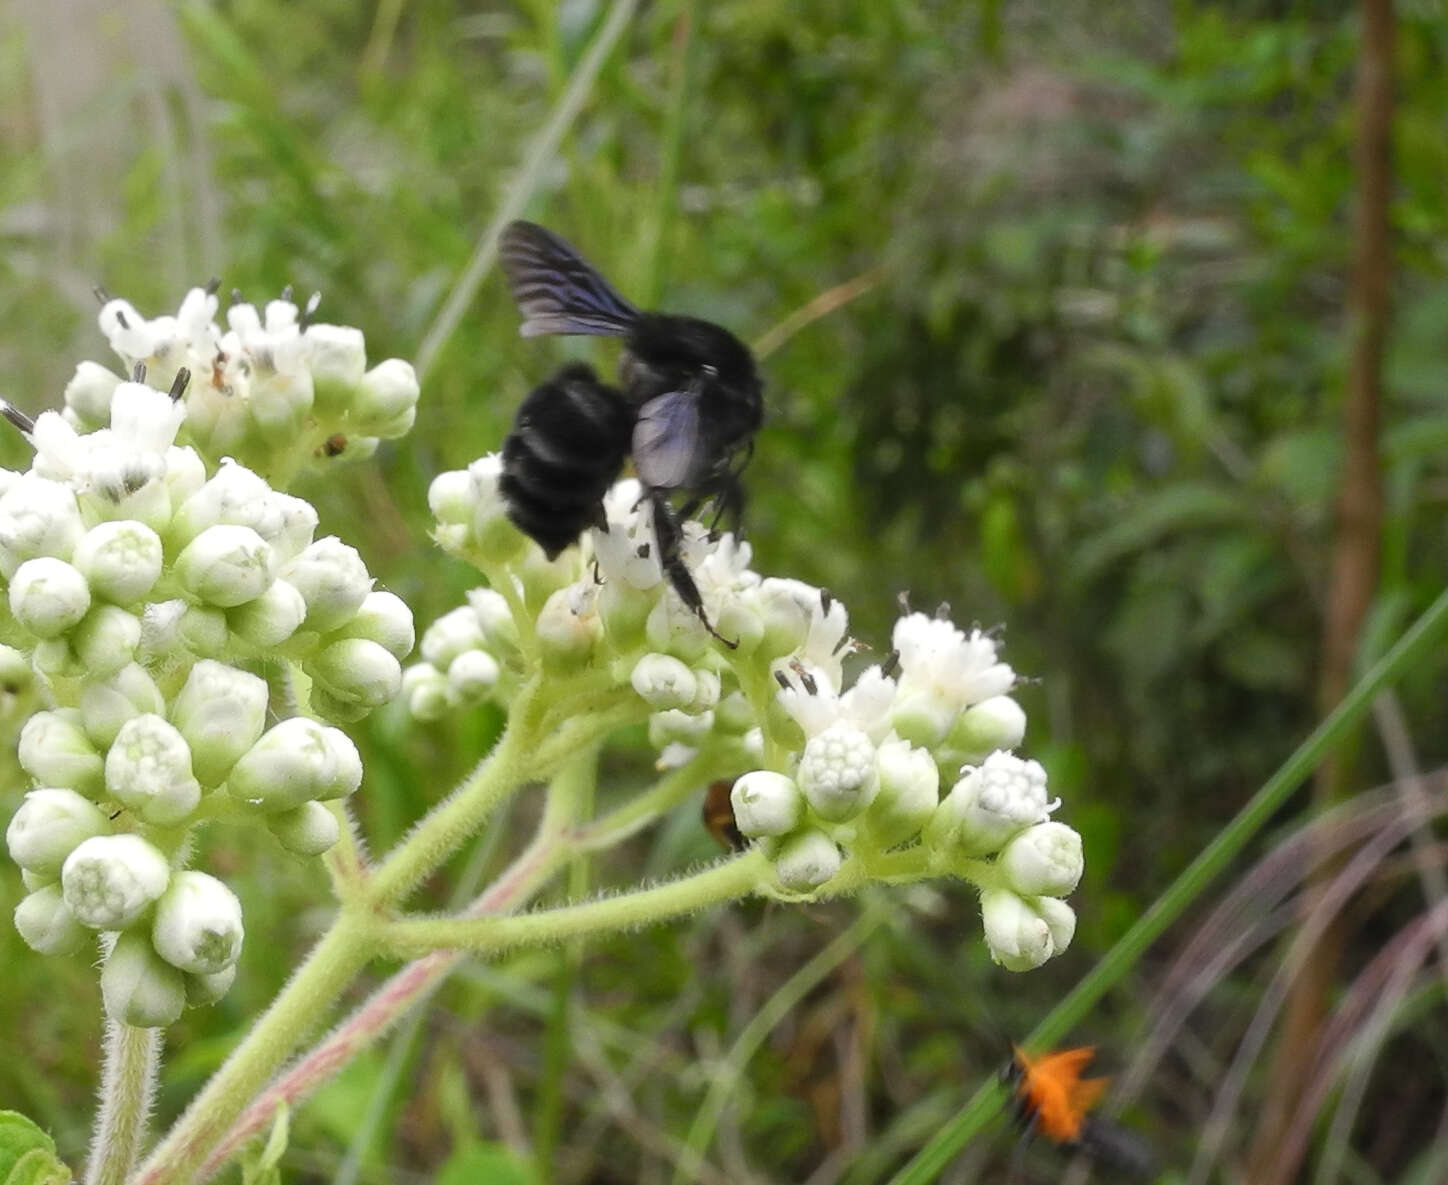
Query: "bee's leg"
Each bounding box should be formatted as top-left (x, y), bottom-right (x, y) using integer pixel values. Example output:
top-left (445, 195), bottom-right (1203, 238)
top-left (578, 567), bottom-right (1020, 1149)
top-left (650, 494), bottom-right (737, 649)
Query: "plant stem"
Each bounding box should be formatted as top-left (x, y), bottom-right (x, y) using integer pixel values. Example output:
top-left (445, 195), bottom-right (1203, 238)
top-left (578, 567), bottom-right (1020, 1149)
top-left (887, 583), bottom-right (1448, 1185)
top-left (87, 1020), bottom-right (161, 1185)
top-left (131, 917), bottom-right (374, 1185)
top-left (383, 848), bottom-right (772, 959)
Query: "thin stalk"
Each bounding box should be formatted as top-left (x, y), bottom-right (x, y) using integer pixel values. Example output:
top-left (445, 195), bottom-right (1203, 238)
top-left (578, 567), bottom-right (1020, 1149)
top-left (132, 917), bottom-right (375, 1185)
top-left (87, 1021), bottom-right (161, 1185)
top-left (637, 0), bottom-right (698, 307)
top-left (414, 0), bottom-right (641, 379)
top-left (887, 584), bottom-right (1448, 1185)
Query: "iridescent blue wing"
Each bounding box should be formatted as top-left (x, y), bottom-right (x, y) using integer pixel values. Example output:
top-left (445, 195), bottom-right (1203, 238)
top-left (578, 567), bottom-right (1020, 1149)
top-left (499, 221), bottom-right (640, 337)
top-left (633, 390), bottom-right (701, 490)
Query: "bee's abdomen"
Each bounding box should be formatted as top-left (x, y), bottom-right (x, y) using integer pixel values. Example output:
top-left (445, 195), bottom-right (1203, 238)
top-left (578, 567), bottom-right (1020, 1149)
top-left (499, 364), bottom-right (633, 559)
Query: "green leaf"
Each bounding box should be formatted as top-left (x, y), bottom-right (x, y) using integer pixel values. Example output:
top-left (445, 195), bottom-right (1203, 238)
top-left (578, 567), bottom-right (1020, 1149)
top-left (0, 1113), bottom-right (70, 1185)
top-left (1071, 483), bottom-right (1249, 588)
top-left (435, 1140), bottom-right (536, 1185)
top-left (239, 1103), bottom-right (289, 1185)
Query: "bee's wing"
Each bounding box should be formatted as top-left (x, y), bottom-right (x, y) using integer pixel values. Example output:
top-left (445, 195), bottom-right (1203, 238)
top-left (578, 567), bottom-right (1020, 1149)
top-left (633, 390), bottom-right (700, 490)
top-left (500, 221), bottom-right (640, 337)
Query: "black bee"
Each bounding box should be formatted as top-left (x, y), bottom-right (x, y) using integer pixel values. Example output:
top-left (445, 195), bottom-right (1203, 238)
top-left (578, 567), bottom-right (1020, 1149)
top-left (497, 221), bottom-right (764, 645)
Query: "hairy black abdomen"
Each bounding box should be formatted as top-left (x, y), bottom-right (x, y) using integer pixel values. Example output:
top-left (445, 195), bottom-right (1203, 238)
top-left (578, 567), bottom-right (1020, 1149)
top-left (499, 363), bottom-right (633, 558)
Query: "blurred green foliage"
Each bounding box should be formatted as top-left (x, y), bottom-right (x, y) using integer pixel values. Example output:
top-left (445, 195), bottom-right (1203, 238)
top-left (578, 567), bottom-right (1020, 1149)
top-left (3, 0), bottom-right (1448, 1181)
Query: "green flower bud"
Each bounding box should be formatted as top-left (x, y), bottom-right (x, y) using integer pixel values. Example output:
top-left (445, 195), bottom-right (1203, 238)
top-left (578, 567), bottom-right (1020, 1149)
top-left (62, 834), bottom-right (170, 929)
top-left (102, 931), bottom-right (185, 1027)
top-left (228, 578), bottom-right (307, 647)
top-left (170, 660), bottom-right (269, 786)
top-left (644, 593), bottom-right (710, 664)
top-left (998, 822), bottom-right (1084, 897)
top-left (862, 737), bottom-right (940, 848)
top-left (151, 870), bottom-right (243, 974)
top-left (946, 695), bottom-right (1026, 763)
top-left (71, 605), bottom-right (142, 678)
top-left (596, 577), bottom-right (655, 651)
top-left (0, 643), bottom-right (32, 695)
top-left (179, 604), bottom-right (230, 657)
top-left (6, 788), bottom-right (111, 876)
top-left (773, 828), bottom-right (842, 892)
top-left (753, 578), bottom-right (815, 660)
top-left (184, 964), bottom-right (237, 1008)
top-left (730, 771), bottom-right (804, 838)
top-left (79, 663), bottom-right (166, 748)
top-left (267, 800), bottom-right (342, 856)
top-left (536, 588), bottom-right (600, 668)
top-left (648, 709), bottom-right (714, 749)
top-left (175, 524), bottom-right (275, 608)
top-left (339, 590), bottom-right (415, 659)
top-left (308, 638), bottom-right (403, 710)
top-left (32, 638), bottom-right (81, 678)
top-left (283, 537), bottom-right (372, 632)
top-left (72, 520), bottom-right (163, 604)
top-left (19, 709), bottom-right (104, 795)
top-left (980, 888), bottom-right (1058, 972)
top-left (105, 714), bottom-right (202, 825)
top-left (889, 691), bottom-right (957, 750)
top-left (14, 884), bottom-right (91, 955)
top-left (226, 718), bottom-right (363, 810)
top-left (10, 557), bottom-right (91, 638)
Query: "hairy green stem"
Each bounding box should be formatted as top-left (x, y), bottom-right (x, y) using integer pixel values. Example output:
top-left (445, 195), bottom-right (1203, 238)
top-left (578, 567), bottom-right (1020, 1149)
top-left (131, 917), bottom-right (374, 1185)
top-left (382, 848), bottom-right (772, 959)
top-left (888, 583), bottom-right (1448, 1185)
top-left (87, 1021), bottom-right (161, 1185)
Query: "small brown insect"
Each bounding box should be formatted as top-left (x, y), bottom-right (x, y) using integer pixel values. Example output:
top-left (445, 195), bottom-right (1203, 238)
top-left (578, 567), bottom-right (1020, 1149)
top-left (320, 433), bottom-right (348, 458)
top-left (703, 778), bottom-right (745, 852)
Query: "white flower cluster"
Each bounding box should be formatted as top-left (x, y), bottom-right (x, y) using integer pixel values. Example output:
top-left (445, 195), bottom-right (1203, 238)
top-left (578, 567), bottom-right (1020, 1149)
top-left (411, 463), bottom-right (1083, 972)
top-left (67, 285), bottom-right (419, 473)
top-left (3, 296), bottom-right (416, 1023)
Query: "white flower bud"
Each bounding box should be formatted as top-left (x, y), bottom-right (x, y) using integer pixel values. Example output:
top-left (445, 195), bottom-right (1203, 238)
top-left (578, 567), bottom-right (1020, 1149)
top-left (403, 663), bottom-right (451, 720)
top-left (179, 604), bottom-right (230, 657)
top-left (428, 469), bottom-right (473, 525)
top-left (773, 828), bottom-right (842, 892)
top-left (71, 605), bottom-right (142, 678)
top-left (340, 590), bottom-right (415, 659)
top-left (689, 668), bottom-right (722, 714)
top-left (353, 359), bottom-right (420, 433)
top-left (648, 708), bottom-right (714, 749)
top-left (31, 637), bottom-right (80, 679)
top-left (753, 578), bottom-right (815, 658)
top-left (715, 690), bottom-right (755, 734)
top-left (282, 537), bottom-right (372, 632)
top-left (309, 686), bottom-right (369, 725)
top-left (421, 605), bottom-right (485, 669)
top-left (446, 649), bottom-right (500, 703)
top-left (170, 462), bottom-right (272, 548)
top-left (72, 520), bottom-right (164, 604)
top-left (644, 592), bottom-right (710, 664)
top-left (175, 524), bottom-right (275, 607)
top-left (64, 361), bottom-right (122, 426)
top-left (101, 931), bottom-right (185, 1028)
top-left (630, 653), bottom-right (698, 710)
top-left (466, 588), bottom-right (519, 654)
top-left (151, 870), bottom-right (243, 974)
top-left (14, 884), bottom-right (91, 955)
top-left (1035, 896), bottom-right (1077, 957)
top-left (947, 696), bottom-right (1027, 761)
top-left (10, 557), bottom-right (91, 638)
top-left (463, 454), bottom-right (526, 563)
top-left (6, 788), bottom-right (111, 876)
top-left (79, 663), bottom-right (166, 748)
top-left (62, 834), bottom-right (171, 929)
top-left (20, 868), bottom-right (52, 892)
top-left (0, 643), bottom-right (32, 694)
top-left (304, 324), bottom-right (367, 393)
top-left (712, 596), bottom-right (765, 656)
top-left (862, 738), bottom-right (940, 848)
top-left (267, 800), bottom-right (342, 856)
top-left (730, 771), bottom-right (804, 838)
top-left (998, 822), bottom-right (1084, 897)
top-left (185, 964), bottom-right (237, 1007)
top-left (105, 714), bottom-right (202, 825)
top-left (309, 638), bottom-right (403, 710)
top-left (170, 660), bottom-right (269, 786)
top-left (924, 752), bottom-right (1056, 857)
top-left (226, 718), bottom-right (363, 810)
top-left (597, 577), bottom-right (655, 651)
top-left (110, 380), bottom-right (186, 455)
top-left (228, 578), bottom-right (307, 647)
top-left (537, 587), bottom-right (601, 666)
top-left (0, 476), bottom-right (85, 578)
top-left (19, 710), bottom-right (104, 795)
top-left (980, 888), bottom-right (1058, 972)
top-left (164, 446), bottom-right (208, 507)
top-left (797, 723), bottom-right (879, 822)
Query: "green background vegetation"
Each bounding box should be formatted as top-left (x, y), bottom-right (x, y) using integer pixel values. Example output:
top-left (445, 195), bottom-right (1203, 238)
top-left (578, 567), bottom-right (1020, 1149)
top-left (2, 1), bottom-right (1447, 1181)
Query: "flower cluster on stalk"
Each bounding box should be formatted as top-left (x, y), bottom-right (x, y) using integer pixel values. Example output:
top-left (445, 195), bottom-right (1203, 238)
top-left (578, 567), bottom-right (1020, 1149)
top-left (409, 466), bottom-right (1085, 972)
top-left (3, 290), bottom-right (417, 1025)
